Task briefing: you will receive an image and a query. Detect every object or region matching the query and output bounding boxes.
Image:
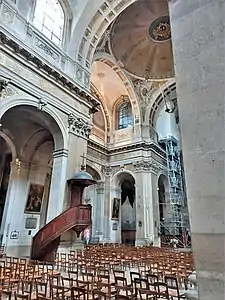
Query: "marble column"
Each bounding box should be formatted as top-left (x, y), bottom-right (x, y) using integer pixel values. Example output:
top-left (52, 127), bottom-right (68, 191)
top-left (109, 186), bottom-right (121, 243)
top-left (0, 161), bottom-right (21, 245)
top-left (134, 170), bottom-right (146, 246)
top-left (46, 149), bottom-right (68, 222)
top-left (102, 168), bottom-right (112, 242)
top-left (95, 182), bottom-right (105, 241)
top-left (169, 1), bottom-right (225, 298)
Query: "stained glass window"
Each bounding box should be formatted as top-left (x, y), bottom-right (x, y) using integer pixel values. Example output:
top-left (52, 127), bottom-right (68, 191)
top-left (117, 102), bottom-right (133, 129)
top-left (33, 0), bottom-right (64, 46)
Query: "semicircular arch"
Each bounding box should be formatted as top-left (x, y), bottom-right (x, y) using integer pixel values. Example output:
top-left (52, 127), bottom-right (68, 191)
top-left (111, 170), bottom-right (136, 187)
top-left (0, 97), bottom-right (68, 150)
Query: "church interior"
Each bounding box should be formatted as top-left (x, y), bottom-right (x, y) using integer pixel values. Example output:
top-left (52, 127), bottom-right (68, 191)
top-left (0, 0), bottom-right (223, 299)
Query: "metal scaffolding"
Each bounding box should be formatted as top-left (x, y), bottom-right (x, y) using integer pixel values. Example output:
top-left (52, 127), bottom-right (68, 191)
top-left (160, 136), bottom-right (189, 244)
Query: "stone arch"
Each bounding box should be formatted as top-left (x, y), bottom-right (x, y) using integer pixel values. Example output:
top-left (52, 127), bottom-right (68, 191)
top-left (0, 98), bottom-right (68, 150)
top-left (76, 0), bottom-right (138, 66)
top-left (113, 96), bottom-right (133, 131)
top-left (111, 170), bottom-right (136, 188)
top-left (91, 83), bottom-right (111, 133)
top-left (92, 53), bottom-right (140, 125)
top-left (146, 79), bottom-right (176, 127)
top-left (86, 164), bottom-right (102, 181)
top-left (157, 174), bottom-right (169, 236)
top-left (0, 132), bottom-right (17, 163)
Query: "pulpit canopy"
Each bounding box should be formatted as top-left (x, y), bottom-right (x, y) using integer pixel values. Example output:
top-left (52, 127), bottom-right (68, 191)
top-left (67, 170), bottom-right (97, 187)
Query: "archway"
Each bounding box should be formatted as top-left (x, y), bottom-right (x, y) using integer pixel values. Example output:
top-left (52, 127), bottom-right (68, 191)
top-left (158, 174), bottom-right (169, 246)
top-left (120, 174), bottom-right (136, 245)
top-left (83, 165), bottom-right (102, 243)
top-left (0, 136), bottom-right (12, 242)
top-left (0, 104), bottom-right (64, 256)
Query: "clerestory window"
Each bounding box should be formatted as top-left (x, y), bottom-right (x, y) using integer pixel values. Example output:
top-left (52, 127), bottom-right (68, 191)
top-left (117, 101), bottom-right (133, 130)
top-left (33, 0), bottom-right (65, 46)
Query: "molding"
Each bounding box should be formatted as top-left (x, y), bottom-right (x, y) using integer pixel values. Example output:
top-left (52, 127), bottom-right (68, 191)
top-left (0, 31), bottom-right (100, 112)
top-left (87, 139), bottom-right (166, 159)
top-left (68, 114), bottom-right (92, 139)
top-left (101, 166), bottom-right (112, 177)
top-left (52, 149), bottom-right (68, 158)
top-left (133, 158), bottom-right (166, 174)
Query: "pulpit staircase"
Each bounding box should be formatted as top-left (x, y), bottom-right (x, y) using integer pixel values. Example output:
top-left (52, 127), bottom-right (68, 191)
top-left (30, 169), bottom-right (96, 262)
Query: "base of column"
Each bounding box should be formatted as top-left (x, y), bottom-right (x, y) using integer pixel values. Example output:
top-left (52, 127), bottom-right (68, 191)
top-left (184, 272), bottom-right (199, 300)
top-left (135, 238), bottom-right (146, 246)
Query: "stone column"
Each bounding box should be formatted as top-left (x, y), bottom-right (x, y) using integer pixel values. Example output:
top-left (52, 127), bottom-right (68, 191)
top-left (133, 161), bottom-right (149, 246)
top-left (169, 1), bottom-right (225, 298)
top-left (102, 167), bottom-right (112, 242)
top-left (2, 161), bottom-right (30, 257)
top-left (109, 186), bottom-right (121, 243)
top-left (46, 149), bottom-right (68, 222)
top-left (95, 182), bottom-right (105, 241)
top-left (0, 161), bottom-right (21, 245)
top-left (67, 114), bottom-right (91, 178)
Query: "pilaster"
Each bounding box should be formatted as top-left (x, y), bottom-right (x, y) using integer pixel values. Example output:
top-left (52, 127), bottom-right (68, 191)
top-left (47, 149), bottom-right (68, 222)
top-left (133, 158), bottom-right (165, 246)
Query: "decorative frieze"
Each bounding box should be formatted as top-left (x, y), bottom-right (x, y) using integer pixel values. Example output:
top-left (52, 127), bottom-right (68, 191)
top-left (0, 31), bottom-right (99, 110)
top-left (34, 37), bottom-right (59, 62)
top-left (0, 76), bottom-right (9, 95)
top-left (95, 30), bottom-right (110, 53)
top-left (101, 165), bottom-right (112, 177)
top-left (1, 84), bottom-right (24, 99)
top-left (134, 80), bottom-right (159, 121)
top-left (133, 158), bottom-right (165, 174)
top-left (68, 114), bottom-right (92, 139)
top-left (1, 4), bottom-right (15, 25)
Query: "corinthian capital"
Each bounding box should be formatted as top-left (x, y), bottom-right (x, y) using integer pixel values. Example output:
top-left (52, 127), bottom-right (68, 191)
top-left (133, 158), bottom-right (165, 174)
top-left (68, 114), bottom-right (92, 139)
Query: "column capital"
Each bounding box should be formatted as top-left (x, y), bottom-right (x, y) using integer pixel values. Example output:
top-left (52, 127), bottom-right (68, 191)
top-left (68, 114), bottom-right (92, 139)
top-left (133, 158), bottom-right (166, 174)
top-left (52, 149), bottom-right (68, 158)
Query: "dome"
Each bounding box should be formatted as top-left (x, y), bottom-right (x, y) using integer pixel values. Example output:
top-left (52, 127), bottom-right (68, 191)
top-left (70, 171), bottom-right (94, 181)
top-left (109, 0), bottom-right (174, 79)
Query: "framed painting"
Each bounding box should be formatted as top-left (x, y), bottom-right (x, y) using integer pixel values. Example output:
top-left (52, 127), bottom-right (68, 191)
top-left (24, 183), bottom-right (44, 214)
top-left (111, 197), bottom-right (120, 220)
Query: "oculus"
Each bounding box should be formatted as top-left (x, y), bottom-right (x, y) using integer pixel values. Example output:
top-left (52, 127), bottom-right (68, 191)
top-left (148, 15), bottom-right (171, 42)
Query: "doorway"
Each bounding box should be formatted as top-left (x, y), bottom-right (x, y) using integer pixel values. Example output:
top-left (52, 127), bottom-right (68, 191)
top-left (120, 174), bottom-right (136, 245)
top-left (0, 137), bottom-right (12, 237)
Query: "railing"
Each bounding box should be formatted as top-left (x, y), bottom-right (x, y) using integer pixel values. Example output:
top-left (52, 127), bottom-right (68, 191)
top-left (31, 205), bottom-right (91, 259)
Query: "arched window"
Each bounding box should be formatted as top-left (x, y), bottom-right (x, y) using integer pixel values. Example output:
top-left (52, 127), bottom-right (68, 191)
top-left (33, 0), bottom-right (64, 46)
top-left (117, 102), bottom-right (133, 129)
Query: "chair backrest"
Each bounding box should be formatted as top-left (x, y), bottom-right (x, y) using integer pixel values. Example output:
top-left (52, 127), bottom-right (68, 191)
top-left (115, 295), bottom-right (131, 300)
top-left (165, 276), bottom-right (180, 295)
top-left (92, 290), bottom-right (107, 300)
top-left (71, 287), bottom-right (86, 300)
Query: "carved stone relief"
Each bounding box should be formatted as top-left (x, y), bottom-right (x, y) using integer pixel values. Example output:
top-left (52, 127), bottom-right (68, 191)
top-left (101, 165), bottom-right (112, 177)
top-left (34, 37), bottom-right (59, 62)
top-left (0, 52), bottom-right (83, 112)
top-left (1, 4), bottom-right (14, 25)
top-left (133, 80), bottom-right (159, 121)
top-left (133, 158), bottom-right (165, 174)
top-left (95, 30), bottom-right (110, 53)
top-left (68, 114), bottom-right (92, 139)
top-left (1, 85), bottom-right (24, 99)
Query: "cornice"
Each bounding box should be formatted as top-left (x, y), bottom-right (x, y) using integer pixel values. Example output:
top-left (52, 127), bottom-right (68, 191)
top-left (87, 139), bottom-right (166, 159)
top-left (0, 31), bottom-right (100, 112)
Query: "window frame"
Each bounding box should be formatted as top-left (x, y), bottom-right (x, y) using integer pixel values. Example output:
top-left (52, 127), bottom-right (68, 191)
top-left (31, 0), bottom-right (69, 48)
top-left (116, 100), bottom-right (133, 130)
